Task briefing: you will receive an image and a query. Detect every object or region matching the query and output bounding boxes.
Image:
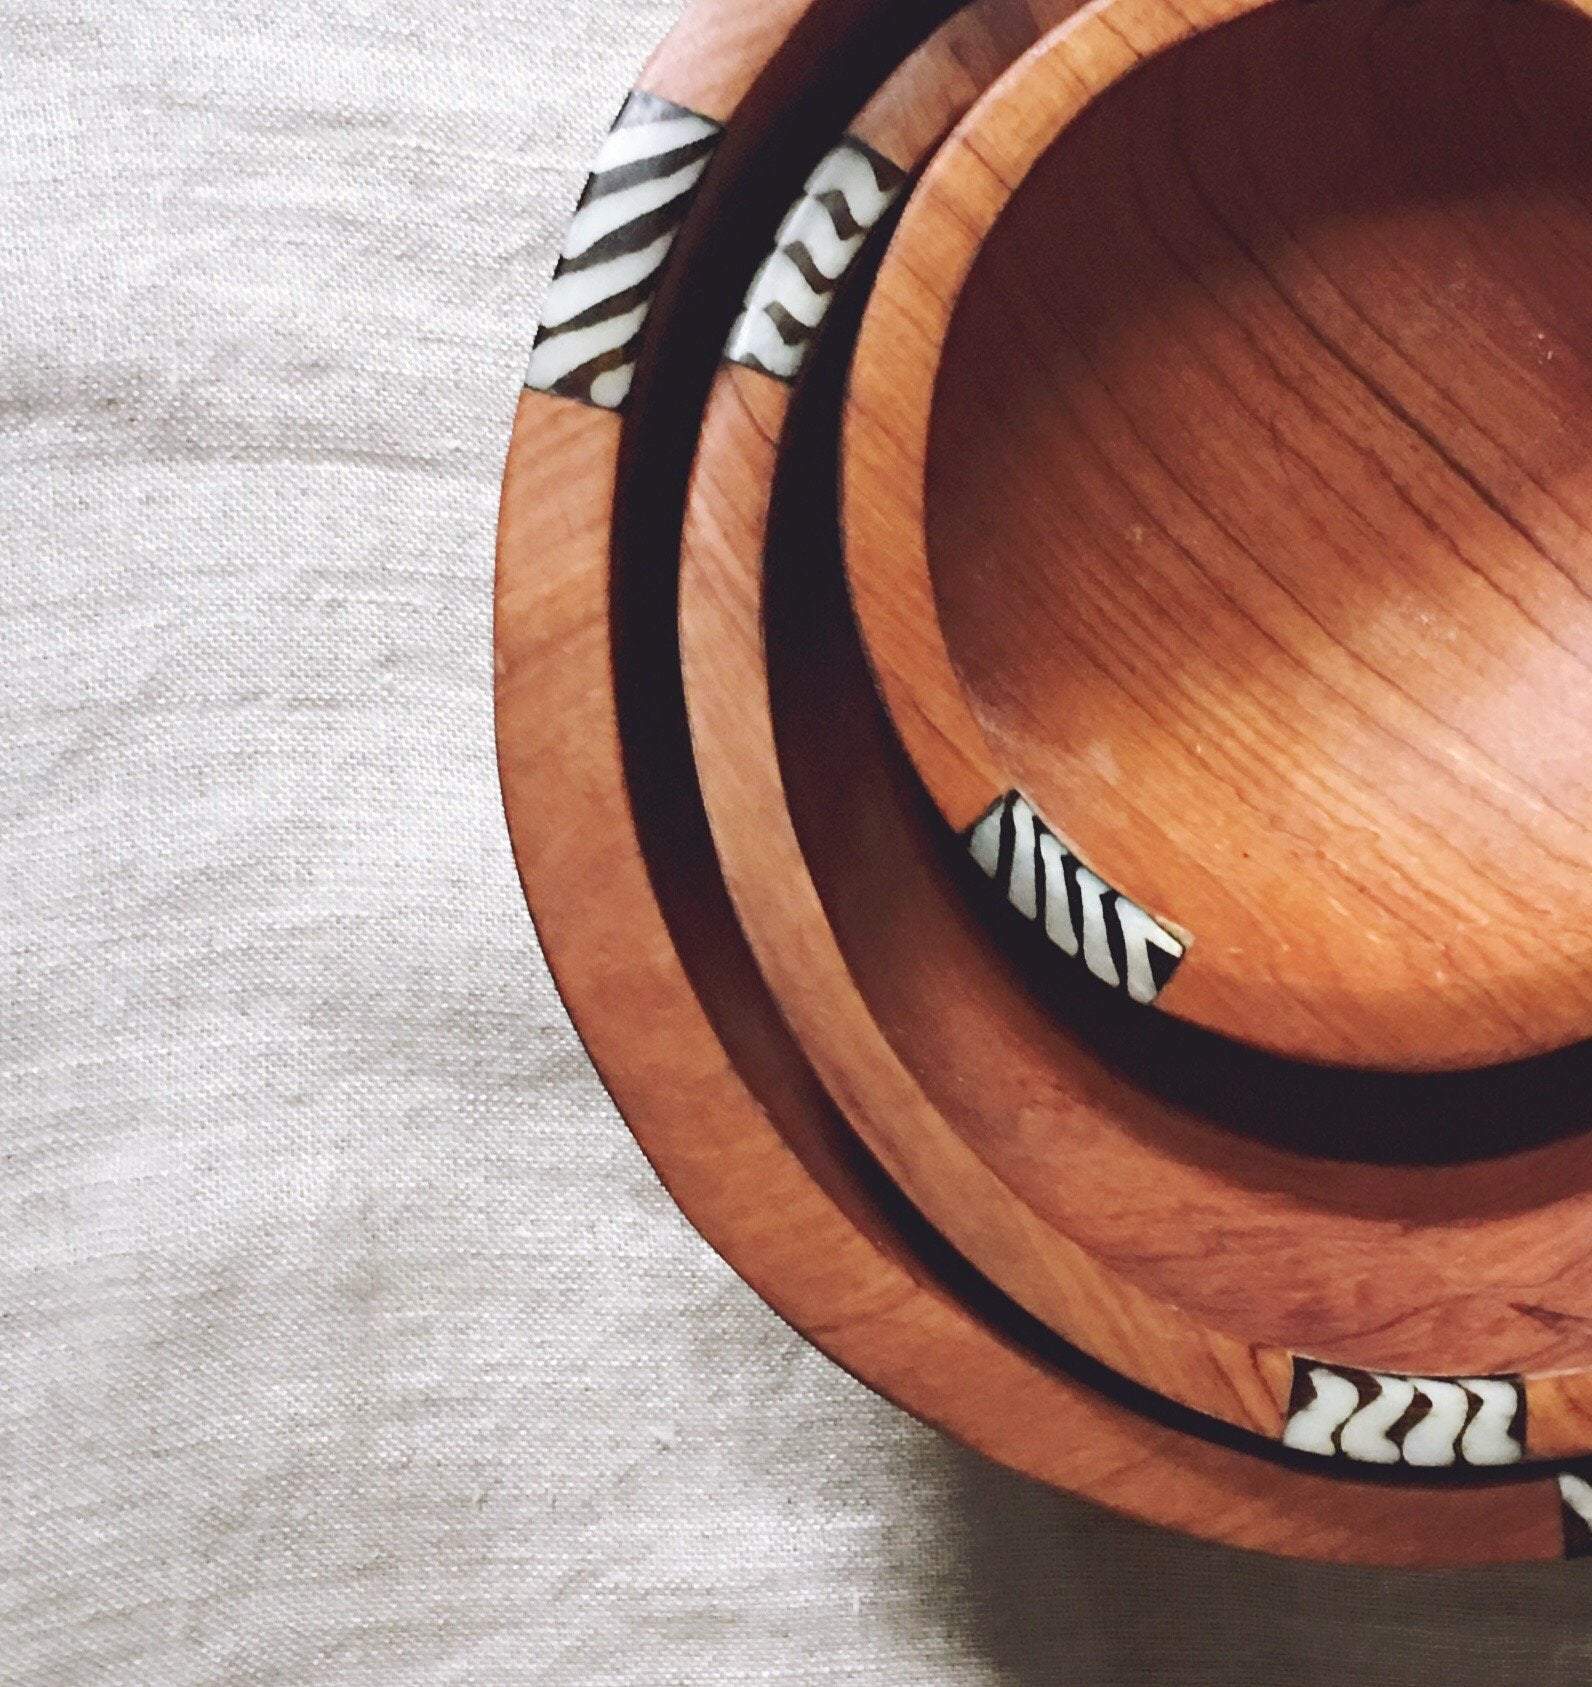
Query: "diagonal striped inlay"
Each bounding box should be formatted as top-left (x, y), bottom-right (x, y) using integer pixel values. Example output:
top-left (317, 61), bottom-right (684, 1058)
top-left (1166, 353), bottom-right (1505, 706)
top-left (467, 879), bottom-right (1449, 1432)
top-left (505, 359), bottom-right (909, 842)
top-left (1561, 1474), bottom-right (1592, 1557)
top-left (1282, 1361), bottom-right (1525, 1468)
top-left (526, 90), bottom-right (722, 410)
top-left (967, 792), bottom-right (1185, 1004)
top-left (725, 137), bottom-right (905, 382)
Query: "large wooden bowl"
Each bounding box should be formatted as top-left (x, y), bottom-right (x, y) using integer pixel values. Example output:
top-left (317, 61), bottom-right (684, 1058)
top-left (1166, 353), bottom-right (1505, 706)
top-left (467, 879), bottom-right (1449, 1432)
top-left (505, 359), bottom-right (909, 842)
top-left (844, 0), bottom-right (1592, 1073)
top-left (499, 0), bottom-right (1592, 1562)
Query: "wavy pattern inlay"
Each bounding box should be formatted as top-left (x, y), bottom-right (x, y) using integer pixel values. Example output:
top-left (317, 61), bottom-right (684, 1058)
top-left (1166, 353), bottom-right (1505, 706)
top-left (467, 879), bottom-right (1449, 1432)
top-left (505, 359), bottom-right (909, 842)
top-left (725, 137), bottom-right (905, 382)
top-left (1283, 1362), bottom-right (1525, 1468)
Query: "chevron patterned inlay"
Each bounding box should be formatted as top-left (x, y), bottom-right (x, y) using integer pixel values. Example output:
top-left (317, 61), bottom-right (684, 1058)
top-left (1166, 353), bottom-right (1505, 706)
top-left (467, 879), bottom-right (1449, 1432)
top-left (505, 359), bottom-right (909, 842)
top-left (1282, 1362), bottom-right (1525, 1468)
top-left (725, 137), bottom-right (905, 382)
top-left (968, 792), bottom-right (1185, 1004)
top-left (526, 90), bottom-right (721, 410)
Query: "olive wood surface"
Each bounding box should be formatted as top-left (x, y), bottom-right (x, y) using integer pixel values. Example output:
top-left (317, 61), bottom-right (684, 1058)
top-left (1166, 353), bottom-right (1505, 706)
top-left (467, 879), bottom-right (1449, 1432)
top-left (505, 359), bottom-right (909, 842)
top-left (683, 0), bottom-right (1592, 1460)
top-left (843, 0), bottom-right (1592, 1072)
top-left (498, 0), bottom-right (1573, 1561)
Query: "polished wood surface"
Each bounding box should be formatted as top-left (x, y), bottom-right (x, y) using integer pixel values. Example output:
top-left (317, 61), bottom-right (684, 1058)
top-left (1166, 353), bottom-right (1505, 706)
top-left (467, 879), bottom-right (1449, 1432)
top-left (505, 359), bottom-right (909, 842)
top-left (502, 383), bottom-right (1566, 1562)
top-left (687, 360), bottom-right (1306, 1437)
top-left (682, 0), bottom-right (1592, 1454)
top-left (687, 338), bottom-right (1592, 1449)
top-left (682, 0), bottom-right (1296, 1440)
top-left (500, 0), bottom-right (1577, 1561)
top-left (845, 0), bottom-right (1592, 1071)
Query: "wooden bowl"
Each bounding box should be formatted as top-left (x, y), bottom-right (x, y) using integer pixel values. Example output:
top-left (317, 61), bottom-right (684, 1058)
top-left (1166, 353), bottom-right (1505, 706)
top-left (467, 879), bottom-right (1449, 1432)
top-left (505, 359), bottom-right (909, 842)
top-left (500, 0), bottom-right (1589, 1562)
top-left (844, 0), bottom-right (1592, 1073)
top-left (681, 0), bottom-right (1592, 1480)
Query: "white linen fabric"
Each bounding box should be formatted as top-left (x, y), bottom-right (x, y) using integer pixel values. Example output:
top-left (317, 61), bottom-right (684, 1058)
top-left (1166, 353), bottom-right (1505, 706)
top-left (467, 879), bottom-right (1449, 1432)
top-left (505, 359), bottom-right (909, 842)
top-left (5, 1), bottom-right (1592, 1681)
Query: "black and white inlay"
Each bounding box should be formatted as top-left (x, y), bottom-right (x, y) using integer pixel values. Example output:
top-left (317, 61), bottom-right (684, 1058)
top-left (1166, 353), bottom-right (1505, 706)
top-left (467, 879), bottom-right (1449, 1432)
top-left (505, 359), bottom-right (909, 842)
top-left (1282, 1362), bottom-right (1525, 1467)
top-left (967, 792), bottom-right (1185, 1005)
top-left (725, 137), bottom-right (905, 382)
top-left (1560, 1474), bottom-right (1592, 1557)
top-left (526, 90), bottom-right (722, 410)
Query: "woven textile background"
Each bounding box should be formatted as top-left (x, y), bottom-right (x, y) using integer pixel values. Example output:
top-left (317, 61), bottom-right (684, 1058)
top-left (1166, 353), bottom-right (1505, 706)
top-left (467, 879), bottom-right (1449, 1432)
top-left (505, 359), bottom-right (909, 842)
top-left (6, 1), bottom-right (1592, 1680)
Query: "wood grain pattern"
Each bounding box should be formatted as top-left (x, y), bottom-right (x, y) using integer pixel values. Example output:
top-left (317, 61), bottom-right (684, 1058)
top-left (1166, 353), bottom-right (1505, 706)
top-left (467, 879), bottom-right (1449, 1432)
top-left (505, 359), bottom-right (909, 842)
top-left (680, 342), bottom-right (1592, 1459)
top-left (678, 0), bottom-right (1592, 1466)
top-left (690, 0), bottom-right (1290, 1439)
top-left (499, 0), bottom-right (1579, 1560)
top-left (687, 360), bottom-right (1304, 1442)
top-left (677, 0), bottom-right (1297, 1432)
top-left (499, 389), bottom-right (1567, 1563)
top-left (844, 0), bottom-right (1592, 1071)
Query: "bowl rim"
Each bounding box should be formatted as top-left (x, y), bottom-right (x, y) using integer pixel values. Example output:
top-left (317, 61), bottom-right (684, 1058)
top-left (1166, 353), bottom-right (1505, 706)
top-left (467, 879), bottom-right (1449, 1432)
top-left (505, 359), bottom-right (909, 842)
top-left (841, 0), bottom-right (1592, 1073)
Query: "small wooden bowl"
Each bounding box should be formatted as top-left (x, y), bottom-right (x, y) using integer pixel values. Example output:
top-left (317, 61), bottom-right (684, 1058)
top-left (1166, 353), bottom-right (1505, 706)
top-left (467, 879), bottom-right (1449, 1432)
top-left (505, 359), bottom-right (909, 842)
top-left (844, 0), bottom-right (1592, 1073)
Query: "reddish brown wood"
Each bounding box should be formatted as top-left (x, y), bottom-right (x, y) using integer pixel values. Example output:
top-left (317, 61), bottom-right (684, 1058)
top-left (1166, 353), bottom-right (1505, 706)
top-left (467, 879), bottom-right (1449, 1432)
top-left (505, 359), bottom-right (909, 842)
top-left (501, 378), bottom-right (1568, 1561)
top-left (499, 0), bottom-right (1574, 1562)
top-left (644, 0), bottom-right (861, 113)
top-left (844, 0), bottom-right (1592, 1072)
top-left (680, 0), bottom-right (1592, 1465)
top-left (684, 0), bottom-right (1300, 1442)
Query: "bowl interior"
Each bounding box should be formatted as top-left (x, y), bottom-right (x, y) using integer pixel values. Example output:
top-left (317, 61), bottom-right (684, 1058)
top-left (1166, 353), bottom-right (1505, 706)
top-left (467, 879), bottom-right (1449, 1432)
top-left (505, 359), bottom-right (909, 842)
top-left (766, 129), bottom-right (1592, 1377)
top-left (924, 0), bottom-right (1592, 1070)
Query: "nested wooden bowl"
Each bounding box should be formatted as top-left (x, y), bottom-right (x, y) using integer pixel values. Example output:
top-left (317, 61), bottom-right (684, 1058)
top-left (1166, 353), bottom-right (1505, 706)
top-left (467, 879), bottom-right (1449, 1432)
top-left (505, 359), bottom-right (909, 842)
top-left (680, 0), bottom-right (1592, 1471)
top-left (844, 0), bottom-right (1592, 1073)
top-left (499, 0), bottom-right (1592, 1563)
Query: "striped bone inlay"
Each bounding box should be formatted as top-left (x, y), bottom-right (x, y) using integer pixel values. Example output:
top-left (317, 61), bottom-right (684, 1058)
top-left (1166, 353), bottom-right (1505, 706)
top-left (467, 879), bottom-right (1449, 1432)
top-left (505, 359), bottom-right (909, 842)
top-left (725, 137), bottom-right (905, 382)
top-left (968, 792), bottom-right (1185, 1005)
top-left (1282, 1362), bottom-right (1525, 1468)
top-left (1561, 1474), bottom-right (1592, 1557)
top-left (526, 90), bottom-right (721, 410)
